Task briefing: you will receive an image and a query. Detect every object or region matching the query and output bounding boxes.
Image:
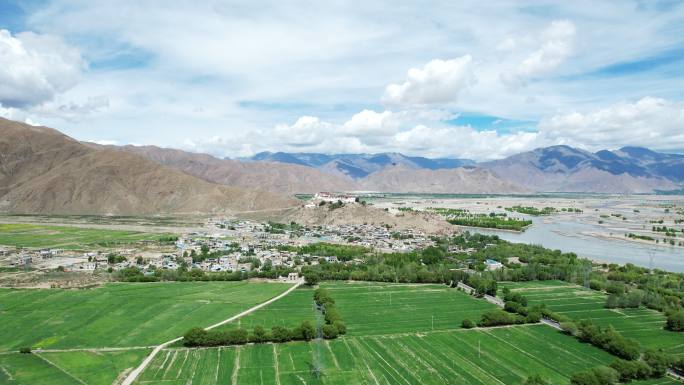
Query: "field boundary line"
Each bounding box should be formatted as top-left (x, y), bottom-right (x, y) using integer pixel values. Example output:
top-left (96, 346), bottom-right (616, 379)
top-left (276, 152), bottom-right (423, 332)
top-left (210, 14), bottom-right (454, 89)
top-left (35, 353), bottom-right (88, 385)
top-left (121, 280), bottom-right (302, 385)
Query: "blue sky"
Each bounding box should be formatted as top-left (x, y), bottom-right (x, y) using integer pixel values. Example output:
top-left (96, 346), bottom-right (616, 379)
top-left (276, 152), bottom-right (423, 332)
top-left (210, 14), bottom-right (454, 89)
top-left (1, 0), bottom-right (684, 160)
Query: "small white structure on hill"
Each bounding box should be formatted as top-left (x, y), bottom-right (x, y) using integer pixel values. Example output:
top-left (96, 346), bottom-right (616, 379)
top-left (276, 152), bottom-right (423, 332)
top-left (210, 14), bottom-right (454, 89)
top-left (485, 259), bottom-right (503, 271)
top-left (314, 192), bottom-right (356, 204)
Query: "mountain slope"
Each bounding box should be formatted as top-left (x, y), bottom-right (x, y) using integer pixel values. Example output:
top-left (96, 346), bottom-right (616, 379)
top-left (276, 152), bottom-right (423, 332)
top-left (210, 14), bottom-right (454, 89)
top-left (248, 151), bottom-right (474, 179)
top-left (110, 145), bottom-right (359, 195)
top-left (361, 166), bottom-right (529, 193)
top-left (481, 145), bottom-right (679, 193)
top-left (0, 118), bottom-right (296, 215)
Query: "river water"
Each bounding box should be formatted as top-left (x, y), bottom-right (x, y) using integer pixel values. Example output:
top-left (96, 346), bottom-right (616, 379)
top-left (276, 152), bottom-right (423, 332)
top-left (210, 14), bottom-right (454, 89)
top-left (471, 216), bottom-right (684, 273)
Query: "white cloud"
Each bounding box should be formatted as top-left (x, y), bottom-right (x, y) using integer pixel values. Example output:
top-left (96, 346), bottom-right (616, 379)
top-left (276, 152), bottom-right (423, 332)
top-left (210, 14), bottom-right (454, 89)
top-left (503, 20), bottom-right (575, 85)
top-left (0, 29), bottom-right (84, 107)
top-left (392, 124), bottom-right (540, 159)
top-left (539, 97), bottom-right (684, 151)
top-left (341, 109), bottom-right (399, 138)
top-left (273, 116), bottom-right (333, 147)
top-left (382, 55), bottom-right (474, 106)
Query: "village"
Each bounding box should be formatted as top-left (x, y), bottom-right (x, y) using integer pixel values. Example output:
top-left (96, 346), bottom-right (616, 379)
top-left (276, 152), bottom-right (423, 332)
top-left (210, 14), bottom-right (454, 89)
top-left (0, 215), bottom-right (441, 282)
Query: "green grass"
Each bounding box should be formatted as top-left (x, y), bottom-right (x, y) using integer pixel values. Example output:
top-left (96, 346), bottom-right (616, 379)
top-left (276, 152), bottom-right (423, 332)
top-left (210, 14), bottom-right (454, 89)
top-left (0, 223), bottom-right (176, 249)
top-left (137, 325), bottom-right (616, 385)
top-left (499, 280), bottom-right (684, 355)
top-left (0, 349), bottom-right (150, 385)
top-left (0, 281), bottom-right (292, 351)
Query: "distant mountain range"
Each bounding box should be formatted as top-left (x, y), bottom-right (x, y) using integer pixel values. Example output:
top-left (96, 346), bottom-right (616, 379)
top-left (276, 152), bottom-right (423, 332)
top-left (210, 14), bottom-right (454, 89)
top-left (481, 145), bottom-right (684, 193)
top-left (246, 146), bottom-right (684, 193)
top-left (1, 116), bottom-right (683, 217)
top-left (247, 152), bottom-right (474, 179)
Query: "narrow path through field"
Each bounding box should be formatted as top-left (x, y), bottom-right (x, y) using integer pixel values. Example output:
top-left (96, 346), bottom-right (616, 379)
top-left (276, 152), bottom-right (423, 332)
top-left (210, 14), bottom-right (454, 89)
top-left (121, 280), bottom-right (303, 385)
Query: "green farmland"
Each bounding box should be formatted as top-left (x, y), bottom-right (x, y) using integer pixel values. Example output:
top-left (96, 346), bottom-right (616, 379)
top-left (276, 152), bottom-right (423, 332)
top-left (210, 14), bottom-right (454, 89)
top-left (323, 281), bottom-right (498, 335)
top-left (0, 223), bottom-right (176, 249)
top-left (219, 282), bottom-right (498, 336)
top-left (499, 280), bottom-right (684, 355)
top-left (0, 281), bottom-right (292, 351)
top-left (0, 349), bottom-right (150, 385)
top-left (137, 324), bottom-right (616, 385)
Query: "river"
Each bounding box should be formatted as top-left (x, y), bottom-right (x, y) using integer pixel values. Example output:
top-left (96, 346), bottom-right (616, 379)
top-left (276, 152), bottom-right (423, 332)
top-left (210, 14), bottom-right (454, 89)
top-left (471, 215), bottom-right (684, 272)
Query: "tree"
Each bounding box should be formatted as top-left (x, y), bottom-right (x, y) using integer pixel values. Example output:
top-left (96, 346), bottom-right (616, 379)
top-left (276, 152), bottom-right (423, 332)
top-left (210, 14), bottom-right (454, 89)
top-left (271, 326), bottom-right (291, 343)
top-left (299, 320), bottom-right (316, 341)
top-left (304, 272), bottom-right (320, 286)
top-left (19, 347), bottom-right (31, 354)
top-left (643, 350), bottom-right (670, 377)
top-left (605, 294), bottom-right (619, 309)
top-left (333, 321), bottom-right (347, 335)
top-left (666, 311), bottom-right (684, 331)
top-left (322, 324), bottom-right (338, 339)
top-left (183, 327), bottom-right (208, 346)
top-left (250, 325), bottom-right (268, 343)
top-left (461, 319), bottom-right (474, 329)
top-left (136, 256), bottom-right (144, 265)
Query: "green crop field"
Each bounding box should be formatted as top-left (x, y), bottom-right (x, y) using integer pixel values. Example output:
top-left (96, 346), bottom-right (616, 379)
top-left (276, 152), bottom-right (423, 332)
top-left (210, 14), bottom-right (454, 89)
top-left (0, 349), bottom-right (150, 385)
top-left (219, 282), bottom-right (498, 336)
top-left (0, 223), bottom-right (176, 249)
top-left (221, 287), bottom-right (319, 331)
top-left (137, 324), bottom-right (616, 385)
top-left (322, 281), bottom-right (499, 336)
top-left (499, 280), bottom-right (684, 355)
top-left (0, 281), bottom-right (292, 351)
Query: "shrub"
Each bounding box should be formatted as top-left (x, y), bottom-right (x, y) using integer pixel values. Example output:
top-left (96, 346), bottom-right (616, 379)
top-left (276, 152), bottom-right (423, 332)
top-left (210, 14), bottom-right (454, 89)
top-left (478, 310), bottom-right (517, 327)
top-left (271, 326), bottom-right (292, 343)
top-left (609, 359), bottom-right (652, 381)
top-left (322, 324), bottom-right (339, 339)
top-left (643, 350), bottom-right (670, 377)
top-left (666, 310), bottom-right (684, 331)
top-left (606, 281), bottom-right (626, 295)
top-left (333, 321), bottom-right (347, 335)
top-left (298, 320), bottom-right (316, 341)
top-left (560, 321), bottom-right (578, 336)
top-left (250, 325), bottom-right (268, 343)
top-left (570, 366), bottom-right (618, 385)
top-left (19, 347), bottom-right (31, 354)
top-left (461, 319), bottom-right (475, 329)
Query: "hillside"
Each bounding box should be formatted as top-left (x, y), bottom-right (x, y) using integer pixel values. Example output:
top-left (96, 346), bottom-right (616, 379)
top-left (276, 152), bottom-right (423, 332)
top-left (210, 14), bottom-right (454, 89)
top-left (0, 118), bottom-right (297, 215)
top-left (112, 145), bottom-right (359, 195)
top-left (249, 151), bottom-right (474, 179)
top-left (481, 145), bottom-right (680, 193)
top-left (361, 166), bottom-right (529, 193)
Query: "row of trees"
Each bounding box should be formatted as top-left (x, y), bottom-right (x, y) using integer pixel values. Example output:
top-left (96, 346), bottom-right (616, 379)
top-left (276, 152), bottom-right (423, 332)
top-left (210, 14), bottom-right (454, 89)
top-left (560, 320), bottom-right (641, 360)
top-left (183, 321), bottom-right (321, 347)
top-left (183, 289), bottom-right (347, 348)
top-left (570, 350), bottom-right (671, 385)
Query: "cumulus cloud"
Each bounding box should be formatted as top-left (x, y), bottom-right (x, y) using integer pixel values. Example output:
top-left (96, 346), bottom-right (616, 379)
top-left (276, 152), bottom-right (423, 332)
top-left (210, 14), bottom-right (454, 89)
top-left (503, 20), bottom-right (575, 85)
top-left (272, 116), bottom-right (333, 147)
top-left (539, 97), bottom-right (684, 151)
top-left (393, 124), bottom-right (540, 160)
top-left (0, 29), bottom-right (84, 107)
top-left (382, 55), bottom-right (474, 106)
top-left (341, 109), bottom-right (399, 139)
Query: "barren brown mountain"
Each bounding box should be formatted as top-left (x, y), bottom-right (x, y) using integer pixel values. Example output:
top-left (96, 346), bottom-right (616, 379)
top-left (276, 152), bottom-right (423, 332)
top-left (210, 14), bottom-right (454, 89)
top-left (0, 118), bottom-right (297, 215)
top-left (361, 165), bottom-right (529, 193)
top-left (109, 145), bottom-right (359, 195)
